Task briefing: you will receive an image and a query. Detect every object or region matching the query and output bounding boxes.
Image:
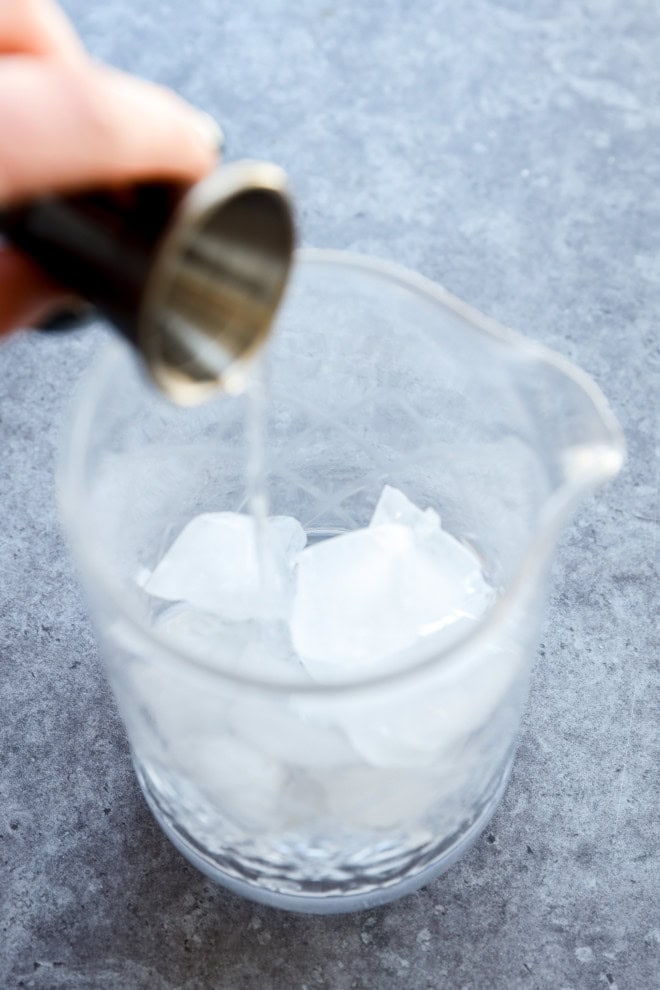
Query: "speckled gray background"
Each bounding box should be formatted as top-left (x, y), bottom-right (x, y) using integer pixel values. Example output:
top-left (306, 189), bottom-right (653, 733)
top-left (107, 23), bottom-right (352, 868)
top-left (1, 1), bottom-right (658, 988)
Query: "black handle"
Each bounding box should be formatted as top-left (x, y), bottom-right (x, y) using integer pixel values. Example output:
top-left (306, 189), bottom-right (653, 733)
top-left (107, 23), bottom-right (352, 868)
top-left (0, 182), bottom-right (187, 342)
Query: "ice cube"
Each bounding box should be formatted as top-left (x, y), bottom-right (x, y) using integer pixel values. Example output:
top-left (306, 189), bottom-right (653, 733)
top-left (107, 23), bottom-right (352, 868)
top-left (145, 512), bottom-right (306, 622)
top-left (344, 666), bottom-right (496, 768)
top-left (238, 619), bottom-right (310, 682)
top-left (291, 488), bottom-right (493, 680)
top-left (271, 514), bottom-right (308, 563)
top-left (371, 485), bottom-right (492, 614)
top-left (151, 601), bottom-right (309, 684)
top-left (177, 733), bottom-right (285, 830)
top-left (229, 696), bottom-right (355, 768)
top-left (152, 602), bottom-right (252, 670)
top-left (370, 484), bottom-right (440, 537)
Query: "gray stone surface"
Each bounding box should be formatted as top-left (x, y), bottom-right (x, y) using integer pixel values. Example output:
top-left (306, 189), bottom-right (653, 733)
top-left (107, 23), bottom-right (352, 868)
top-left (1, 0), bottom-right (658, 987)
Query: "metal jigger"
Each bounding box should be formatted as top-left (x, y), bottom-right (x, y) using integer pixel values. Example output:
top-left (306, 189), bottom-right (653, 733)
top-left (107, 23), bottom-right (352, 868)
top-left (0, 160), bottom-right (295, 405)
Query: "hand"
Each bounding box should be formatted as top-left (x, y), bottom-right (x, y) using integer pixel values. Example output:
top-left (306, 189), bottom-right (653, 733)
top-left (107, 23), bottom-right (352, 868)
top-left (0, 0), bottom-right (220, 334)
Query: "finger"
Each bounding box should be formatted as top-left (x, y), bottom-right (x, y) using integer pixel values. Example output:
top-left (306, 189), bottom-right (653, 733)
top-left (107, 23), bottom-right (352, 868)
top-left (0, 59), bottom-right (220, 204)
top-left (0, 0), bottom-right (84, 61)
top-left (0, 246), bottom-right (71, 335)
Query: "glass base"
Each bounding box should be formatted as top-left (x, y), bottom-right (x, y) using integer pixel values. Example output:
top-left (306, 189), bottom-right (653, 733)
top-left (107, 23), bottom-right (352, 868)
top-left (134, 757), bottom-right (513, 915)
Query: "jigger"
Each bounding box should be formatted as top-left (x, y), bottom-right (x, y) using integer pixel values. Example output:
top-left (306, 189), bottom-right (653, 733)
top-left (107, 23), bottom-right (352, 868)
top-left (0, 160), bottom-right (295, 404)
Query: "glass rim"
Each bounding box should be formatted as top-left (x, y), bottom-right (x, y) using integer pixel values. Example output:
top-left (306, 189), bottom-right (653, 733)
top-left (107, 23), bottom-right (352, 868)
top-left (57, 248), bottom-right (624, 698)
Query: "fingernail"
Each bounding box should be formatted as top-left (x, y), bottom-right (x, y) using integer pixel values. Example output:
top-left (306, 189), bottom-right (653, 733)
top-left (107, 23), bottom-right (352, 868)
top-left (36, 302), bottom-right (94, 332)
top-left (192, 111), bottom-right (224, 152)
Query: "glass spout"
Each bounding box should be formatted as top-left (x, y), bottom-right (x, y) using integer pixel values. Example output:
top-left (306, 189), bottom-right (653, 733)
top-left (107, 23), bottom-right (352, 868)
top-left (512, 343), bottom-right (625, 537)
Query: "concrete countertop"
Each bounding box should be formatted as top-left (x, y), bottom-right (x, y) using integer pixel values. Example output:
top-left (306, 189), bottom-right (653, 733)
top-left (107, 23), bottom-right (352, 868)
top-left (1, 1), bottom-right (657, 987)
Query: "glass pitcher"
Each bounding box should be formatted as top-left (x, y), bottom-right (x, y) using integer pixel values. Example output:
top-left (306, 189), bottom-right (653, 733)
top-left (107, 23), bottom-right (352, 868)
top-left (58, 249), bottom-right (624, 914)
